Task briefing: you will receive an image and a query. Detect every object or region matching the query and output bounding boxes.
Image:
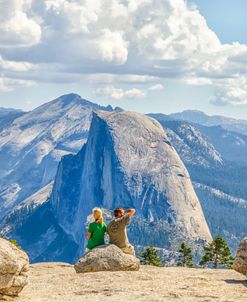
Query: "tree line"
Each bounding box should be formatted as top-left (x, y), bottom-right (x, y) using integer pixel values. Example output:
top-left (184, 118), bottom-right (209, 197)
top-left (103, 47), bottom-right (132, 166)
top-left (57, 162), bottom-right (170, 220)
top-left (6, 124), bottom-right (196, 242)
top-left (140, 234), bottom-right (234, 269)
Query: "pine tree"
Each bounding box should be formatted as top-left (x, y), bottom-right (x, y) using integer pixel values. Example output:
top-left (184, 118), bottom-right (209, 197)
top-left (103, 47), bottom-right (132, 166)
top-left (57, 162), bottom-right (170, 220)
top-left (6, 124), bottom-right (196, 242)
top-left (199, 235), bottom-right (234, 268)
top-left (177, 243), bottom-right (193, 267)
top-left (140, 246), bottom-right (162, 266)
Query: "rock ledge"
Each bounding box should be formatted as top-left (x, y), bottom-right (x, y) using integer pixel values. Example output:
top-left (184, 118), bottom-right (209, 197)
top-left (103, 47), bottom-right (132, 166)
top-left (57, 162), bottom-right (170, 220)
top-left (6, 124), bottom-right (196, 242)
top-left (233, 236), bottom-right (247, 277)
top-left (74, 244), bottom-right (140, 273)
top-left (0, 238), bottom-right (29, 298)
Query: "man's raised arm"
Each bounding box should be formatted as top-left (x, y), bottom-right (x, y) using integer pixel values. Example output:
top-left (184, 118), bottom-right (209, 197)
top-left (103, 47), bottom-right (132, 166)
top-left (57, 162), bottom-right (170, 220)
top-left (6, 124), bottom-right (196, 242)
top-left (124, 208), bottom-right (136, 217)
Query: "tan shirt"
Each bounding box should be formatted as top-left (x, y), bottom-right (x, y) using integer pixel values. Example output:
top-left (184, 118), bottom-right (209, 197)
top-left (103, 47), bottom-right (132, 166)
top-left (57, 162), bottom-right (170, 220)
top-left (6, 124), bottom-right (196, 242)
top-left (107, 214), bottom-right (131, 248)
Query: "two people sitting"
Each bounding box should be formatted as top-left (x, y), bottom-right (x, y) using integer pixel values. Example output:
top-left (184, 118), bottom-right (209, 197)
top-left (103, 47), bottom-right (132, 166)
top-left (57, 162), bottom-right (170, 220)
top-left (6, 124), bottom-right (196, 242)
top-left (86, 207), bottom-right (136, 256)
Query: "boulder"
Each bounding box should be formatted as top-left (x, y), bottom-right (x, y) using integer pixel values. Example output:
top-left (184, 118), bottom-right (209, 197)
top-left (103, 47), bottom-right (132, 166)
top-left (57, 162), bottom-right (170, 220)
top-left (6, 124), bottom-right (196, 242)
top-left (0, 238), bottom-right (29, 298)
top-left (74, 244), bottom-right (140, 273)
top-left (233, 237), bottom-right (247, 277)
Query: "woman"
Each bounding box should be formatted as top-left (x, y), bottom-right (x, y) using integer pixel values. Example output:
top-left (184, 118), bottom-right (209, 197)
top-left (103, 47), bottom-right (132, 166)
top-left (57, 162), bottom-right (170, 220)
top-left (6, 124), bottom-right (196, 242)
top-left (86, 208), bottom-right (107, 251)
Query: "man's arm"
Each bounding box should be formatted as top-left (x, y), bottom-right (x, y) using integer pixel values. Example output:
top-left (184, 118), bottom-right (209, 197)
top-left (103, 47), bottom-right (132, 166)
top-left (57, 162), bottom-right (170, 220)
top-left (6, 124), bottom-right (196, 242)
top-left (124, 208), bottom-right (136, 217)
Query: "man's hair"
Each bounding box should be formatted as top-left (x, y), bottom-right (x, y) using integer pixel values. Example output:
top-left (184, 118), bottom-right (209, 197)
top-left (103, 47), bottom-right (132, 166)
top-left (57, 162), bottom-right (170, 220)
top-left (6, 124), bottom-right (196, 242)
top-left (114, 207), bottom-right (124, 217)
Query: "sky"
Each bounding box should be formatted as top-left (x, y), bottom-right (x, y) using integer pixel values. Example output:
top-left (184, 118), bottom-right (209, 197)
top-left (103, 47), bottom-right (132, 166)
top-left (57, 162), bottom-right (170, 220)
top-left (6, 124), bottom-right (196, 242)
top-left (0, 0), bottom-right (247, 119)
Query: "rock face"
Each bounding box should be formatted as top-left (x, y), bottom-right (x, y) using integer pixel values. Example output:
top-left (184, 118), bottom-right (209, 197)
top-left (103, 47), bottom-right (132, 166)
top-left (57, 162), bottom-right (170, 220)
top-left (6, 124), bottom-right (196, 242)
top-left (74, 244), bottom-right (140, 273)
top-left (51, 111), bottom-right (211, 260)
top-left (233, 237), bottom-right (247, 277)
top-left (0, 238), bottom-right (29, 297)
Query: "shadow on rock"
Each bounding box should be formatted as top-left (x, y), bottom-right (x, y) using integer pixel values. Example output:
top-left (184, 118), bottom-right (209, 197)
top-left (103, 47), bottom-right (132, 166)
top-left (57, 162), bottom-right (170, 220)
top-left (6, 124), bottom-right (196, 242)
top-left (225, 279), bottom-right (247, 288)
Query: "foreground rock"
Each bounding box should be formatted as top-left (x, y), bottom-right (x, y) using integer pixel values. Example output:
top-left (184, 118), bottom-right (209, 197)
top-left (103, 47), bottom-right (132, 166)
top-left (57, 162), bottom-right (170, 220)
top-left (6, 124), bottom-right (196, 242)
top-left (15, 263), bottom-right (247, 302)
top-left (74, 245), bottom-right (140, 273)
top-left (0, 238), bottom-right (29, 299)
top-left (233, 236), bottom-right (247, 277)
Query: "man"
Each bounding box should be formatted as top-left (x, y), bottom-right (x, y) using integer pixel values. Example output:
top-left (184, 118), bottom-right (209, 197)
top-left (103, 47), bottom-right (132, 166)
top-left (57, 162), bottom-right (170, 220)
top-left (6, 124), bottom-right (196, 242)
top-left (107, 207), bottom-right (136, 256)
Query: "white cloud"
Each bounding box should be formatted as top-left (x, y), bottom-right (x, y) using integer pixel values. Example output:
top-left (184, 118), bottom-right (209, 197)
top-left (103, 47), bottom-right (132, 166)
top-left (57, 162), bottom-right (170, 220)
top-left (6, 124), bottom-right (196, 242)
top-left (96, 86), bottom-right (146, 100)
top-left (149, 84), bottom-right (164, 91)
top-left (125, 88), bottom-right (146, 98)
top-left (185, 77), bottom-right (212, 86)
top-left (0, 56), bottom-right (36, 72)
top-left (211, 77), bottom-right (247, 106)
top-left (0, 76), bottom-right (36, 91)
top-left (88, 74), bottom-right (158, 85)
top-left (0, 0), bottom-right (41, 47)
top-left (1, 0), bottom-right (247, 106)
top-left (91, 29), bottom-right (128, 64)
top-left (96, 86), bottom-right (124, 100)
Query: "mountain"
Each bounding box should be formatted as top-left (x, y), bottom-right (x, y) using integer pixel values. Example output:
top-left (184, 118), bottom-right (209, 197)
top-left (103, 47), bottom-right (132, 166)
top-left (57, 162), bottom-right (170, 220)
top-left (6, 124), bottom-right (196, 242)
top-left (149, 114), bottom-right (247, 252)
top-left (168, 110), bottom-right (247, 136)
top-left (0, 93), bottom-right (113, 220)
top-left (151, 118), bottom-right (223, 168)
top-left (194, 182), bottom-right (247, 252)
top-left (3, 110), bottom-right (211, 262)
top-left (151, 115), bottom-right (247, 199)
top-left (0, 107), bottom-right (26, 130)
top-left (1, 98), bottom-right (246, 261)
top-left (195, 124), bottom-right (247, 166)
top-left (151, 114), bottom-right (247, 166)
top-left (0, 182), bottom-right (53, 236)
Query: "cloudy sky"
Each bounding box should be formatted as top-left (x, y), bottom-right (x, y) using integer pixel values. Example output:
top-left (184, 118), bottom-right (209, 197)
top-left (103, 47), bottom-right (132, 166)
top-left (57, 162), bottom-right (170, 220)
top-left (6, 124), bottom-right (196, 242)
top-left (0, 0), bottom-right (247, 119)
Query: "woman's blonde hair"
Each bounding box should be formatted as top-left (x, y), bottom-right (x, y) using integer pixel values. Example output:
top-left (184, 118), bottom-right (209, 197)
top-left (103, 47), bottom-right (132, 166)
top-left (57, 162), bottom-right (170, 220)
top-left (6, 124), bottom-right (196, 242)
top-left (93, 208), bottom-right (104, 225)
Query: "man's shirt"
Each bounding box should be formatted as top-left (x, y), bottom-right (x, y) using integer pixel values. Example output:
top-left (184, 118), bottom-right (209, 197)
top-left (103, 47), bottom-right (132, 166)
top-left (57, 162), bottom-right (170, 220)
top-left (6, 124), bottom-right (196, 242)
top-left (107, 214), bottom-right (131, 248)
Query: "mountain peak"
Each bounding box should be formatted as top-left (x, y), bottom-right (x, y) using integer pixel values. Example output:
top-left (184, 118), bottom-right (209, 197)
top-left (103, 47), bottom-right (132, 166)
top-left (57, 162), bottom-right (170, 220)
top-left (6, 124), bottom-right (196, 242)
top-left (50, 93), bottom-right (96, 108)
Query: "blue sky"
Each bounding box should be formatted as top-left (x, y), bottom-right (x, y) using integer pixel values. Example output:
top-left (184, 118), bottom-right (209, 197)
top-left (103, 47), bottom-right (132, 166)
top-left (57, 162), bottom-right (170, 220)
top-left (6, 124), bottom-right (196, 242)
top-left (0, 0), bottom-right (247, 119)
top-left (189, 0), bottom-right (247, 44)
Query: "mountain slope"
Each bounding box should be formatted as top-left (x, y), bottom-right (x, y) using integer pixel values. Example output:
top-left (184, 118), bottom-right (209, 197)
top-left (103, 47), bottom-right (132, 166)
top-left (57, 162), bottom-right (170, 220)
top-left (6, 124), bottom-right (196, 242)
top-left (0, 182), bottom-right (53, 235)
top-left (0, 94), bottom-right (112, 219)
top-left (0, 107), bottom-right (26, 130)
top-left (195, 124), bottom-right (247, 166)
top-left (155, 119), bottom-right (223, 168)
top-left (169, 110), bottom-right (247, 136)
top-left (194, 182), bottom-right (247, 252)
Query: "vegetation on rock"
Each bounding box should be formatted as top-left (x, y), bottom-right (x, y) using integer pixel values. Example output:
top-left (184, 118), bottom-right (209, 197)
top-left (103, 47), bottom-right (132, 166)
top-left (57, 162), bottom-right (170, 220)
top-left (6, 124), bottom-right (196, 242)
top-left (140, 246), bottom-right (162, 266)
top-left (176, 243), bottom-right (193, 267)
top-left (200, 235), bottom-right (234, 268)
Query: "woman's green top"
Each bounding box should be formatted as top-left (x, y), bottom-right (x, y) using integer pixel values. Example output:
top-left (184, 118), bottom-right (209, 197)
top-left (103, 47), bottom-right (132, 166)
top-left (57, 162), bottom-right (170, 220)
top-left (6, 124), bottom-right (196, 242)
top-left (86, 221), bottom-right (107, 250)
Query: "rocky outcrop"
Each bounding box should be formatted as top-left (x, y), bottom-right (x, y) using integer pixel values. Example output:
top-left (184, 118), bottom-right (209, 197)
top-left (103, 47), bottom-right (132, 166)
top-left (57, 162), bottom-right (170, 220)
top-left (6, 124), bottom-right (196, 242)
top-left (52, 111), bottom-right (211, 258)
top-left (74, 244), bottom-right (140, 273)
top-left (0, 238), bottom-right (29, 298)
top-left (13, 263), bottom-right (247, 302)
top-left (233, 237), bottom-right (247, 277)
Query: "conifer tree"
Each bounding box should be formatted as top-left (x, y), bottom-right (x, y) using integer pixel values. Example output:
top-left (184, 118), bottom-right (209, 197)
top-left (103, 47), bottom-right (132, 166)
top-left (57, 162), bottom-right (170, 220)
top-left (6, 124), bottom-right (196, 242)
top-left (200, 235), bottom-right (234, 268)
top-left (177, 242), bottom-right (193, 267)
top-left (140, 246), bottom-right (162, 266)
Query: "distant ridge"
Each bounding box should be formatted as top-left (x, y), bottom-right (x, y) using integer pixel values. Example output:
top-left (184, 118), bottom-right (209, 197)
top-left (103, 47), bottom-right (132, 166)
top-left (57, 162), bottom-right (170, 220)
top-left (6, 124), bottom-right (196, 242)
top-left (168, 110), bottom-right (247, 135)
